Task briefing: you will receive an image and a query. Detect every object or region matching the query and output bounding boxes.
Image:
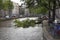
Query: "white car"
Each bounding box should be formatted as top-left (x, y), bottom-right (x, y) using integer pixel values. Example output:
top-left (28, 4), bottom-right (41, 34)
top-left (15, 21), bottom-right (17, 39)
top-left (20, 15), bottom-right (23, 17)
top-left (6, 16), bottom-right (9, 19)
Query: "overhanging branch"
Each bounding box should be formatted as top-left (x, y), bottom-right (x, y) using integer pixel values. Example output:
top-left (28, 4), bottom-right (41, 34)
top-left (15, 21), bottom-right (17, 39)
top-left (43, 5), bottom-right (53, 11)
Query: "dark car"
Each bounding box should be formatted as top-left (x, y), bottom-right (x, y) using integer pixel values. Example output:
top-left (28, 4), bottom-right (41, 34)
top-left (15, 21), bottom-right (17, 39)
top-left (42, 16), bottom-right (48, 20)
top-left (35, 17), bottom-right (43, 24)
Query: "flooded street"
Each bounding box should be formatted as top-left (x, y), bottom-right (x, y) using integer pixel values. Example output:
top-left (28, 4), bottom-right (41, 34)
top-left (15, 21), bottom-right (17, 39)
top-left (0, 17), bottom-right (43, 40)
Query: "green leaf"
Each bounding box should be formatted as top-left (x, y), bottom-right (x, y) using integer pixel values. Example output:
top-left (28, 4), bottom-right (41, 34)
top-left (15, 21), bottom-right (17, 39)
top-left (14, 19), bottom-right (36, 28)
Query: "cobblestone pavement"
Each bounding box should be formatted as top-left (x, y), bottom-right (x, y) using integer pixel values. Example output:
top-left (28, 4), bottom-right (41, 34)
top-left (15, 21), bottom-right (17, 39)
top-left (0, 17), bottom-right (43, 40)
top-left (0, 26), bottom-right (43, 40)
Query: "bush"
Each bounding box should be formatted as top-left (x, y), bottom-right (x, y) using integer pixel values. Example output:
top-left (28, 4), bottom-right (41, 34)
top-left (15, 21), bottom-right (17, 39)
top-left (14, 19), bottom-right (36, 28)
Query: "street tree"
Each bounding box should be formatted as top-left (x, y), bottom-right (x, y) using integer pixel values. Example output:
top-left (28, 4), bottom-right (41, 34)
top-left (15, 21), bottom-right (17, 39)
top-left (7, 0), bottom-right (14, 17)
top-left (0, 0), bottom-right (3, 10)
top-left (26, 0), bottom-right (60, 22)
top-left (3, 1), bottom-right (9, 17)
top-left (3, 0), bottom-right (14, 17)
top-left (0, 0), bottom-right (14, 18)
top-left (0, 0), bottom-right (3, 17)
top-left (25, 0), bottom-right (48, 14)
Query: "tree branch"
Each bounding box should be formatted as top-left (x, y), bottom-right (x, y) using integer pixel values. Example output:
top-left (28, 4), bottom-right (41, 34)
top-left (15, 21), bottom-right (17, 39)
top-left (43, 5), bottom-right (53, 11)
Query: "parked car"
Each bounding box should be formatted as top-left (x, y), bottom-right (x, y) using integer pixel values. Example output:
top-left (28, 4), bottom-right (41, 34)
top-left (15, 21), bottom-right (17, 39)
top-left (35, 17), bottom-right (42, 24)
top-left (5, 16), bottom-right (10, 19)
top-left (19, 15), bottom-right (23, 18)
top-left (42, 16), bottom-right (48, 20)
top-left (11, 15), bottom-right (17, 18)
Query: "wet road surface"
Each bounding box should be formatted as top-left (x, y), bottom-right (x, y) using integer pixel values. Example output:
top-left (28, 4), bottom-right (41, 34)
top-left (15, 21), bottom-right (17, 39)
top-left (0, 17), bottom-right (43, 40)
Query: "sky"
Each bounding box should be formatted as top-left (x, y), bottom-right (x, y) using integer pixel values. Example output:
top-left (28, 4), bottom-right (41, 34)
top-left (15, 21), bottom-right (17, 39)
top-left (11, 0), bottom-right (24, 5)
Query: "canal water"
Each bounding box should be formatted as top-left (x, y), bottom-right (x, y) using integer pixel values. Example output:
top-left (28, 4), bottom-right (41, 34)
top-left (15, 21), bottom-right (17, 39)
top-left (0, 17), bottom-right (43, 40)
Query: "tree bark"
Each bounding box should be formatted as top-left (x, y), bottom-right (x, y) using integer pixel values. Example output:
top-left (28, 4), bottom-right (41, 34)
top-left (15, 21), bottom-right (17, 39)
top-left (52, 1), bottom-right (56, 22)
top-left (0, 10), bottom-right (2, 18)
top-left (8, 9), bottom-right (12, 18)
top-left (49, 0), bottom-right (51, 20)
top-left (48, 0), bottom-right (51, 25)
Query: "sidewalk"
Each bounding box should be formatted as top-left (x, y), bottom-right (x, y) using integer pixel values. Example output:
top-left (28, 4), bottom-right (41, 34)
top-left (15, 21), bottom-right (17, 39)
top-left (43, 27), bottom-right (54, 40)
top-left (43, 20), bottom-right (60, 40)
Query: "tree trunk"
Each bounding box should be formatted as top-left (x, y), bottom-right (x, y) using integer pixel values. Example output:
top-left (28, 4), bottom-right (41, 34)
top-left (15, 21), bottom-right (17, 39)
top-left (52, 9), bottom-right (55, 22)
top-left (0, 10), bottom-right (2, 18)
top-left (52, 1), bottom-right (56, 22)
top-left (8, 9), bottom-right (12, 18)
top-left (48, 0), bottom-right (51, 25)
top-left (49, 1), bottom-right (50, 19)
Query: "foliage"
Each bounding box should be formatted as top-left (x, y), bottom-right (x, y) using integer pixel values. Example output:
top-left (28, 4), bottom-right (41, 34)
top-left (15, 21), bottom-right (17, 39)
top-left (0, 0), bottom-right (14, 10)
top-left (29, 7), bottom-right (48, 14)
top-left (3, 0), bottom-right (14, 10)
top-left (3, 1), bottom-right (8, 10)
top-left (0, 0), bottom-right (14, 17)
top-left (14, 19), bottom-right (36, 28)
top-left (26, 0), bottom-right (60, 14)
top-left (7, 0), bottom-right (14, 10)
top-left (0, 0), bottom-right (3, 10)
top-left (25, 0), bottom-right (48, 14)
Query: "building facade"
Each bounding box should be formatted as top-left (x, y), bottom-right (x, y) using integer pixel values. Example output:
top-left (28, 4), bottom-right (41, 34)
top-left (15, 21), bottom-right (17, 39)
top-left (12, 2), bottom-right (19, 17)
